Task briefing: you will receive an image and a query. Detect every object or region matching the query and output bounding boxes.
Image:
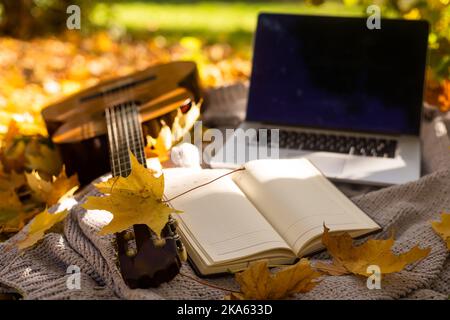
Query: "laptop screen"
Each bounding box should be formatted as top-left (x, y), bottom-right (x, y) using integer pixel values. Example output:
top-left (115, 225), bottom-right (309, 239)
top-left (246, 14), bottom-right (429, 135)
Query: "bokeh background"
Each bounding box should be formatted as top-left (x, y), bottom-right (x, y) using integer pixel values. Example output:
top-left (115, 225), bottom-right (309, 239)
top-left (0, 0), bottom-right (448, 237)
top-left (0, 0), bottom-right (448, 138)
top-left (0, 0), bottom-right (448, 171)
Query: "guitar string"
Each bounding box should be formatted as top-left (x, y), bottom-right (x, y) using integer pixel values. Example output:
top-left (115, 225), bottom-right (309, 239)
top-left (131, 105), bottom-right (144, 164)
top-left (129, 105), bottom-right (142, 165)
top-left (124, 104), bottom-right (134, 171)
top-left (104, 83), bottom-right (158, 176)
top-left (111, 106), bottom-right (122, 177)
top-left (112, 106), bottom-right (148, 174)
top-left (121, 104), bottom-right (132, 175)
top-left (127, 103), bottom-right (142, 169)
top-left (122, 100), bottom-right (140, 171)
top-left (103, 86), bottom-right (117, 177)
top-left (108, 106), bottom-right (118, 177)
top-left (126, 103), bottom-right (140, 165)
top-left (131, 104), bottom-right (146, 165)
top-left (114, 102), bottom-right (145, 171)
top-left (116, 106), bottom-right (126, 176)
top-left (105, 108), bottom-right (117, 177)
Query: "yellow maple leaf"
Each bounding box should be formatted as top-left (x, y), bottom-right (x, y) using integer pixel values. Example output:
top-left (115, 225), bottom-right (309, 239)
top-left (431, 213), bottom-right (450, 250)
top-left (228, 259), bottom-right (321, 300)
top-left (25, 167), bottom-right (79, 207)
top-left (321, 225), bottom-right (430, 276)
top-left (171, 102), bottom-right (201, 142)
top-left (145, 122), bottom-right (172, 162)
top-left (145, 102), bottom-right (201, 162)
top-left (82, 152), bottom-right (179, 237)
top-left (15, 208), bottom-right (68, 250)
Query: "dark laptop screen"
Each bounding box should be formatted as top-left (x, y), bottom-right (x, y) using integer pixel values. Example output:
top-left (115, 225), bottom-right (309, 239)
top-left (246, 14), bottom-right (429, 135)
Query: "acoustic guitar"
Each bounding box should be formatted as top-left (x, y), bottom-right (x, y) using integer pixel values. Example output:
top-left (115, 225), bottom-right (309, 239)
top-left (43, 61), bottom-right (201, 185)
top-left (42, 61), bottom-right (201, 288)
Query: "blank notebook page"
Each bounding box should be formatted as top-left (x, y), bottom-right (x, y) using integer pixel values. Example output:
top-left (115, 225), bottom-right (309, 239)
top-left (233, 159), bottom-right (378, 254)
top-left (163, 168), bottom-right (291, 264)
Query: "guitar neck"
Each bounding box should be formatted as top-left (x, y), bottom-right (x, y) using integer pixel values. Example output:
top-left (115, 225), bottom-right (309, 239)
top-left (105, 102), bottom-right (146, 177)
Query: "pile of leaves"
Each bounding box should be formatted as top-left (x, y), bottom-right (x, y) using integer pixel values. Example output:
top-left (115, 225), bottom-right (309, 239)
top-left (0, 119), bottom-right (78, 247)
top-left (0, 31), bottom-right (250, 138)
top-left (0, 120), bottom-right (72, 240)
top-left (0, 30), bottom-right (247, 237)
top-left (229, 217), bottom-right (449, 300)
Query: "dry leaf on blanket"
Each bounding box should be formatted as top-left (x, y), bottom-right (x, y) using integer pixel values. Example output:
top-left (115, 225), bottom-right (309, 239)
top-left (320, 225), bottom-right (430, 276)
top-left (313, 260), bottom-right (349, 276)
top-left (226, 259), bottom-right (321, 300)
top-left (15, 208), bottom-right (68, 250)
top-left (25, 167), bottom-right (79, 206)
top-left (82, 151), bottom-right (180, 237)
top-left (431, 213), bottom-right (450, 250)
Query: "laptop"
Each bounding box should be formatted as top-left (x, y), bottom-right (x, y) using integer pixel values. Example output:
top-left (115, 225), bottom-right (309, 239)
top-left (209, 13), bottom-right (429, 186)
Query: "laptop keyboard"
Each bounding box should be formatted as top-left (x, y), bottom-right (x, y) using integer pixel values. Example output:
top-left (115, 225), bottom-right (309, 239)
top-left (256, 129), bottom-right (398, 158)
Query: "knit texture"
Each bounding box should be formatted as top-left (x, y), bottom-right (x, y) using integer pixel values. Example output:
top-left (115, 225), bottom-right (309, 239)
top-left (0, 112), bottom-right (449, 300)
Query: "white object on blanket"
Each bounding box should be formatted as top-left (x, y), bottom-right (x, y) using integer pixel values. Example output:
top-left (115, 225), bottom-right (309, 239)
top-left (170, 143), bottom-right (201, 168)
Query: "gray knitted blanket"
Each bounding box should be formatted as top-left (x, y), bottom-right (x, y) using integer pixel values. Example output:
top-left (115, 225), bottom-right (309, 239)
top-left (0, 113), bottom-right (449, 300)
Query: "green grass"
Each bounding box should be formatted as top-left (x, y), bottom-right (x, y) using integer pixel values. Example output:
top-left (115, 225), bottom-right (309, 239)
top-left (91, 1), bottom-right (365, 46)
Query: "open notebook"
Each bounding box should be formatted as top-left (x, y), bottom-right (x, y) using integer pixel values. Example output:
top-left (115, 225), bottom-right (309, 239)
top-left (163, 159), bottom-right (380, 276)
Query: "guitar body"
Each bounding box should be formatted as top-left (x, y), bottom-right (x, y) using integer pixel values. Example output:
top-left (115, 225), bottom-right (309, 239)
top-left (42, 62), bottom-right (199, 288)
top-left (43, 61), bottom-right (201, 185)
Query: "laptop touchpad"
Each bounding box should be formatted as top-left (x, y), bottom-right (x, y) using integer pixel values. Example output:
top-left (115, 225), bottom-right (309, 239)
top-left (286, 152), bottom-right (345, 177)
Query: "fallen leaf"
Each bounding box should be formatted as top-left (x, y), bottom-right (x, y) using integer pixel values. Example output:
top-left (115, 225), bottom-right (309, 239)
top-left (431, 213), bottom-right (450, 250)
top-left (2, 121), bottom-right (19, 150)
top-left (228, 259), bottom-right (321, 300)
top-left (1, 139), bottom-right (26, 173)
top-left (15, 208), bottom-right (68, 250)
top-left (171, 101), bottom-right (201, 142)
top-left (0, 171), bottom-right (25, 191)
top-left (438, 80), bottom-right (450, 112)
top-left (145, 122), bottom-right (172, 162)
top-left (321, 225), bottom-right (430, 276)
top-left (313, 261), bottom-right (349, 276)
top-left (25, 140), bottom-right (62, 177)
top-left (145, 102), bottom-right (201, 162)
top-left (25, 166), bottom-right (79, 206)
top-left (0, 190), bottom-right (24, 230)
top-left (82, 151), bottom-right (179, 237)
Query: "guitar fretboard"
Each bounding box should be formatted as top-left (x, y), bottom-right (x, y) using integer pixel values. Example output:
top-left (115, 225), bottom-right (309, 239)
top-left (105, 102), bottom-right (146, 177)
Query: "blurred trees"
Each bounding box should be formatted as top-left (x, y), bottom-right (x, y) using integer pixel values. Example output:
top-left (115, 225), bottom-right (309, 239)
top-left (0, 0), bottom-right (91, 39)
